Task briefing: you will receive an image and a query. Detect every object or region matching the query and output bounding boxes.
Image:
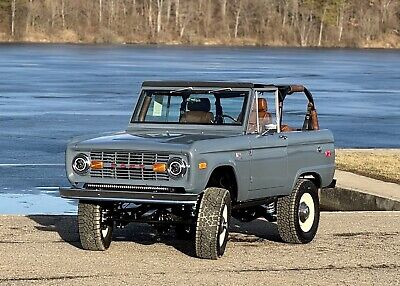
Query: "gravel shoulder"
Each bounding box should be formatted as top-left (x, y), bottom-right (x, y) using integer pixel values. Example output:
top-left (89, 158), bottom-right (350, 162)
top-left (0, 212), bottom-right (399, 285)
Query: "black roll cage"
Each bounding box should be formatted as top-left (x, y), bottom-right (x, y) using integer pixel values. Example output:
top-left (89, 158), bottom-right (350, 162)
top-left (276, 85), bottom-right (319, 131)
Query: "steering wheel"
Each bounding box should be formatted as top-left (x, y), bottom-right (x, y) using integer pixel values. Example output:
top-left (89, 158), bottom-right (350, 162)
top-left (221, 114), bottom-right (238, 123)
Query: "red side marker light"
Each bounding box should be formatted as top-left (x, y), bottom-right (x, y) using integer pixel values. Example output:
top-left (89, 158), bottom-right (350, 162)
top-left (325, 150), bottom-right (332, 157)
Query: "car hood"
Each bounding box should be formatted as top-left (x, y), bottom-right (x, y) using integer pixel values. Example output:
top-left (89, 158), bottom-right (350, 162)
top-left (70, 131), bottom-right (228, 153)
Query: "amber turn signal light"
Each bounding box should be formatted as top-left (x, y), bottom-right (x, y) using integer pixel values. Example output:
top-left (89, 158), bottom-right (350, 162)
top-left (198, 162), bottom-right (207, 170)
top-left (153, 163), bottom-right (167, 173)
top-left (90, 160), bottom-right (104, 169)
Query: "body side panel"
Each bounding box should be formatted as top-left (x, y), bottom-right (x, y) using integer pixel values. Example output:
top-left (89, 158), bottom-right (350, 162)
top-left (247, 133), bottom-right (288, 199)
top-left (284, 129), bottom-right (335, 193)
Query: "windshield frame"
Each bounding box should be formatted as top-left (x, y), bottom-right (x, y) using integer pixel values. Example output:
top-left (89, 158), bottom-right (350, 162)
top-left (129, 86), bottom-right (253, 132)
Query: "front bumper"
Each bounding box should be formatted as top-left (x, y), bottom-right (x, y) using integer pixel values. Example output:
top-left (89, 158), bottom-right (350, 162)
top-left (59, 187), bottom-right (199, 205)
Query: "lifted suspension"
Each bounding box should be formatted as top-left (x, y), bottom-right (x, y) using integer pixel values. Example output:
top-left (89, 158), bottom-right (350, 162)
top-left (111, 203), bottom-right (196, 230)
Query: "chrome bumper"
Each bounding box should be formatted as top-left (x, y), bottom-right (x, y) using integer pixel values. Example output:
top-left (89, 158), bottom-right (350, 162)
top-left (59, 187), bottom-right (199, 205)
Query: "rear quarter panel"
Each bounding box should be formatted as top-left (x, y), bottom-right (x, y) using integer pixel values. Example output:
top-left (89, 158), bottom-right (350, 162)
top-left (285, 129), bottom-right (335, 191)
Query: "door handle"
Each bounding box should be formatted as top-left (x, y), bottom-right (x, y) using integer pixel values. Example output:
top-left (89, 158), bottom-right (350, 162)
top-left (279, 135), bottom-right (287, 140)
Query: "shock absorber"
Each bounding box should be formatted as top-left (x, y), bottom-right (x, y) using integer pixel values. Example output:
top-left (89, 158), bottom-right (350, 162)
top-left (264, 201), bottom-right (277, 222)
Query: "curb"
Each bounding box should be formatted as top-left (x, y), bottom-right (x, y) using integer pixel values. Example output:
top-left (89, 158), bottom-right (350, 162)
top-left (320, 187), bottom-right (400, 211)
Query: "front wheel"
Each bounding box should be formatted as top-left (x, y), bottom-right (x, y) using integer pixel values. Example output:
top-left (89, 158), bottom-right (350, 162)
top-left (195, 187), bottom-right (231, 259)
top-left (277, 179), bottom-right (320, 244)
top-left (78, 201), bottom-right (113, 251)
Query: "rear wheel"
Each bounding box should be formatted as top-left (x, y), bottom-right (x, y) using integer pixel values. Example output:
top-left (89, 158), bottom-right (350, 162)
top-left (195, 187), bottom-right (231, 259)
top-left (277, 179), bottom-right (320, 244)
top-left (78, 201), bottom-right (113, 251)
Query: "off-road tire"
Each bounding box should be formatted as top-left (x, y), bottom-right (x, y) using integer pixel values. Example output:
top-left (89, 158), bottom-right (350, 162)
top-left (277, 179), bottom-right (320, 244)
top-left (195, 187), bottom-right (231, 260)
top-left (78, 201), bottom-right (113, 251)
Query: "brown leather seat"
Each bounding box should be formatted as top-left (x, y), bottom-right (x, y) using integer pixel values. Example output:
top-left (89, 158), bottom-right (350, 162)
top-left (180, 98), bottom-right (214, 124)
top-left (247, 98), bottom-right (272, 133)
top-left (257, 98), bottom-right (272, 125)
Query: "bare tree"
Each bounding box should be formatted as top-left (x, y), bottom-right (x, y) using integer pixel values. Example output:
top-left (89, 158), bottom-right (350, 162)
top-left (233, 0), bottom-right (242, 38)
top-left (0, 0), bottom-right (398, 47)
top-left (99, 0), bottom-right (102, 25)
top-left (337, 3), bottom-right (344, 42)
top-left (175, 0), bottom-right (179, 28)
top-left (11, 0), bottom-right (16, 37)
top-left (149, 0), bottom-right (153, 32)
top-left (156, 0), bottom-right (163, 33)
top-left (297, 7), bottom-right (314, 46)
top-left (318, 6), bottom-right (327, 46)
top-left (61, 0), bottom-right (66, 28)
top-left (166, 0), bottom-right (171, 23)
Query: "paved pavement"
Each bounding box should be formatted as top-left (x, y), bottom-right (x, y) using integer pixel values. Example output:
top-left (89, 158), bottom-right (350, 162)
top-left (0, 212), bottom-right (399, 285)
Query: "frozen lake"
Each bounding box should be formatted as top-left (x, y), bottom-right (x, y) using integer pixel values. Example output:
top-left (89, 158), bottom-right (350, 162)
top-left (0, 44), bottom-right (399, 214)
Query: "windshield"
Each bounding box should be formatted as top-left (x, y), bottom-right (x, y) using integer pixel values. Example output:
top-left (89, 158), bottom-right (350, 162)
top-left (131, 89), bottom-right (249, 125)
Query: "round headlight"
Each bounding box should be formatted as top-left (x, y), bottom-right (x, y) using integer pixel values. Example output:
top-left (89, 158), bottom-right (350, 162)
top-left (167, 157), bottom-right (187, 179)
top-left (72, 153), bottom-right (90, 175)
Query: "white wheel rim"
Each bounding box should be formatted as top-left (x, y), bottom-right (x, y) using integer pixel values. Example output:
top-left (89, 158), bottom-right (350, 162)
top-left (101, 226), bottom-right (109, 238)
top-left (219, 205), bottom-right (228, 247)
top-left (298, 193), bottom-right (315, 233)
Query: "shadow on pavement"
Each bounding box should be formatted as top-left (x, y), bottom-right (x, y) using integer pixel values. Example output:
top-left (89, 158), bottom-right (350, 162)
top-left (230, 217), bottom-right (282, 242)
top-left (27, 215), bottom-right (282, 257)
top-left (27, 215), bottom-right (81, 247)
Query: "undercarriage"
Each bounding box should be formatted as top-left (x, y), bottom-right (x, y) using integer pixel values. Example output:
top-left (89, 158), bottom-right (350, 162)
top-left (105, 203), bottom-right (196, 232)
top-left (96, 198), bottom-right (278, 234)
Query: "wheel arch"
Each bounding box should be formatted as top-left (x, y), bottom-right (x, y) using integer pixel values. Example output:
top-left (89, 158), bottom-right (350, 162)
top-left (296, 172), bottom-right (322, 189)
top-left (205, 165), bottom-right (239, 203)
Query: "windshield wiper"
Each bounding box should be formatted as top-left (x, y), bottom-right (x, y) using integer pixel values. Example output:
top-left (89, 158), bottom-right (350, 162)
top-left (209, 88), bottom-right (232, 93)
top-left (170, 87), bottom-right (193, 93)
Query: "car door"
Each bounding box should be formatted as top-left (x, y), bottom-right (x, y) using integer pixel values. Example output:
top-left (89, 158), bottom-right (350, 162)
top-left (246, 89), bottom-right (289, 200)
top-left (248, 134), bottom-right (288, 199)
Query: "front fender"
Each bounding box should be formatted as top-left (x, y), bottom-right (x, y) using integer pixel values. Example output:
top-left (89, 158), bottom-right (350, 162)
top-left (188, 153), bottom-right (238, 192)
top-left (187, 150), bottom-right (250, 201)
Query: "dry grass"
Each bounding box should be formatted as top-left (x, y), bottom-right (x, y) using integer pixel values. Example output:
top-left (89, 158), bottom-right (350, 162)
top-left (336, 149), bottom-right (400, 184)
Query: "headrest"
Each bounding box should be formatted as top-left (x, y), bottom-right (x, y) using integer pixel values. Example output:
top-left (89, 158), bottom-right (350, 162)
top-left (187, 98), bottom-right (211, 112)
top-left (258, 98), bottom-right (268, 112)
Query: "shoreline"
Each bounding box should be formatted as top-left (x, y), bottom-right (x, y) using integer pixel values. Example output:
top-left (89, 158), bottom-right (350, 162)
top-left (1, 40), bottom-right (400, 50)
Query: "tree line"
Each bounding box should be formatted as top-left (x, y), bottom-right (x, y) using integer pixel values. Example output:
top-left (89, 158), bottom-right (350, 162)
top-left (0, 0), bottom-right (399, 48)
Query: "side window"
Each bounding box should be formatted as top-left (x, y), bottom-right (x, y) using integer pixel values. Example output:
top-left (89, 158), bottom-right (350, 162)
top-left (220, 96), bottom-right (246, 124)
top-left (246, 91), bottom-right (277, 134)
top-left (281, 96), bottom-right (306, 132)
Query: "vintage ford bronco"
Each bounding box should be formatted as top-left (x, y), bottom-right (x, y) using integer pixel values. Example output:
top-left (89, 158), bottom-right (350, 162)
top-left (60, 81), bottom-right (335, 259)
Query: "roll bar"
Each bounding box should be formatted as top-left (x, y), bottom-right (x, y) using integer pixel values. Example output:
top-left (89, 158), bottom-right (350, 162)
top-left (276, 85), bottom-right (319, 131)
top-left (278, 85), bottom-right (315, 106)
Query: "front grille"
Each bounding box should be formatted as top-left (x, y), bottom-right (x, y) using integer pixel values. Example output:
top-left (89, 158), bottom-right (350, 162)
top-left (85, 183), bottom-right (179, 193)
top-left (89, 151), bottom-right (170, 181)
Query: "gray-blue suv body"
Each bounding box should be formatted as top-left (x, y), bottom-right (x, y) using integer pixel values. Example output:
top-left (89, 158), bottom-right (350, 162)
top-left (60, 81), bottom-right (335, 259)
